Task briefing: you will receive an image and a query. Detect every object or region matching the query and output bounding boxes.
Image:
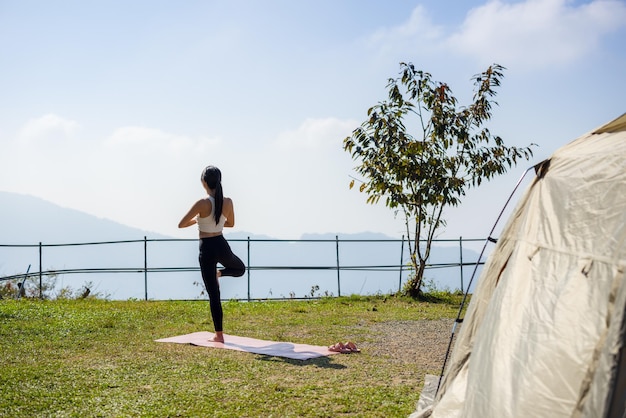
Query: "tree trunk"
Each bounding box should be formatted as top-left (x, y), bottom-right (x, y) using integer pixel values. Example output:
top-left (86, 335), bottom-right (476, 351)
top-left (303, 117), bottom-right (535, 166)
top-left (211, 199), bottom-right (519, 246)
top-left (404, 256), bottom-right (427, 298)
top-left (413, 259), bottom-right (426, 294)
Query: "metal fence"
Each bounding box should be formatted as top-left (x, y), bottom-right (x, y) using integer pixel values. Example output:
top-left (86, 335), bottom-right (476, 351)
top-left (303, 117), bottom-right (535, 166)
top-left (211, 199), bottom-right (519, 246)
top-left (0, 236), bottom-right (486, 300)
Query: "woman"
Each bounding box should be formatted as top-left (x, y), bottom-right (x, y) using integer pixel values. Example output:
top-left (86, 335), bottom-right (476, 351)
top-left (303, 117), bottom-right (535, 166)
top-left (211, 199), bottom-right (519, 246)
top-left (178, 166), bottom-right (245, 343)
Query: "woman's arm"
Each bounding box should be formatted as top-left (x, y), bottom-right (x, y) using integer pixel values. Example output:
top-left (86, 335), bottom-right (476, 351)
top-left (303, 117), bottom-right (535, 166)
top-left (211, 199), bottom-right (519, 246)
top-left (223, 198), bottom-right (235, 228)
top-left (178, 200), bottom-right (204, 228)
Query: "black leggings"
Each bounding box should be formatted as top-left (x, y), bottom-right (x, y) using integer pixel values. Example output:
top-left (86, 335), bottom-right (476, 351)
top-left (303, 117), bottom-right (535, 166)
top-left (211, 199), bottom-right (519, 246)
top-left (198, 235), bottom-right (245, 332)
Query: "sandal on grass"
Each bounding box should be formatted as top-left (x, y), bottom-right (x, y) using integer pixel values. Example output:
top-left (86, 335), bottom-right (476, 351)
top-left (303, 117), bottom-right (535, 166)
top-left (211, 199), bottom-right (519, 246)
top-left (328, 342), bottom-right (351, 353)
top-left (344, 341), bottom-right (361, 353)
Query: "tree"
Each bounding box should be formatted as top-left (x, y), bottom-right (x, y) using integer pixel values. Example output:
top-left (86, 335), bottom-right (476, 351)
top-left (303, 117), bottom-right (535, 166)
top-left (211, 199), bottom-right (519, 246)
top-left (343, 63), bottom-right (535, 297)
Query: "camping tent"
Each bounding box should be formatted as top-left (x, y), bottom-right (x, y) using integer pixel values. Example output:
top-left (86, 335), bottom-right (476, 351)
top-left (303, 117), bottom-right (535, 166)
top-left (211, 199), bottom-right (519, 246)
top-left (412, 113), bottom-right (626, 417)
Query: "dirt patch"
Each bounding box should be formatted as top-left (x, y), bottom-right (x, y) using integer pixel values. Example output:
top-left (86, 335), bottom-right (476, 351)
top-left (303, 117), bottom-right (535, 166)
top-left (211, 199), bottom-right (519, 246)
top-left (366, 319), bottom-right (458, 371)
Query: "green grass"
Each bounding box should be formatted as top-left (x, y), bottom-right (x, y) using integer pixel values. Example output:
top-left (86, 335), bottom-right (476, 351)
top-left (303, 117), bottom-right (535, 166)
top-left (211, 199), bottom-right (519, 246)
top-left (0, 295), bottom-right (461, 417)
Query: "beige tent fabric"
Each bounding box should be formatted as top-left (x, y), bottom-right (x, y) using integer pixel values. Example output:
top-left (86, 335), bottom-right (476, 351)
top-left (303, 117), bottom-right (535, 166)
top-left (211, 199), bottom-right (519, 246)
top-left (414, 113), bottom-right (626, 418)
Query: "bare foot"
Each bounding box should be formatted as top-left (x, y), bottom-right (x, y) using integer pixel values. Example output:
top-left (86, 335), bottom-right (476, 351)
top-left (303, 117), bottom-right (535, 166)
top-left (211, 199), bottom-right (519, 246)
top-left (211, 331), bottom-right (224, 343)
top-left (216, 269), bottom-right (222, 278)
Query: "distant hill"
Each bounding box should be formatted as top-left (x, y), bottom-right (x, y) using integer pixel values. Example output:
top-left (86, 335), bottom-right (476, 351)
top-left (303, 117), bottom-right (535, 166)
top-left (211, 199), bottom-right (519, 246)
top-left (0, 191), bottom-right (173, 298)
top-left (0, 191), bottom-right (483, 299)
top-left (0, 191), bottom-right (170, 244)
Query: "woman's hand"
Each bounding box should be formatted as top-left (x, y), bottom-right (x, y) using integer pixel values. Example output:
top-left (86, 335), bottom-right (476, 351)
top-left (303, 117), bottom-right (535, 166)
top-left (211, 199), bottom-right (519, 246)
top-left (223, 198), bottom-right (235, 227)
top-left (178, 200), bottom-right (204, 228)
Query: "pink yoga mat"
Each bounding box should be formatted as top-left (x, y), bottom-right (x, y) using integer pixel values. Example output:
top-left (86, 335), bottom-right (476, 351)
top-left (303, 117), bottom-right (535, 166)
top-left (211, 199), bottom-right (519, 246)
top-left (155, 332), bottom-right (338, 361)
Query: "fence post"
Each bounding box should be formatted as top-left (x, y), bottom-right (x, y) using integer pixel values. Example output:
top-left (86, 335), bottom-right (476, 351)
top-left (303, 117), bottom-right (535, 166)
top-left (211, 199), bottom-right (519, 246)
top-left (398, 235), bottom-right (405, 292)
top-left (144, 236), bottom-right (148, 301)
top-left (459, 236), bottom-right (464, 292)
top-left (38, 242), bottom-right (42, 299)
top-left (247, 237), bottom-right (251, 301)
top-left (335, 235), bottom-right (341, 297)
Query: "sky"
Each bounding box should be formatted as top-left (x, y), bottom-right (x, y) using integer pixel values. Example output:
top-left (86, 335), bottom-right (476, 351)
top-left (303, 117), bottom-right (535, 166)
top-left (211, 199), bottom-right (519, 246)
top-left (1, 0), bottom-right (625, 242)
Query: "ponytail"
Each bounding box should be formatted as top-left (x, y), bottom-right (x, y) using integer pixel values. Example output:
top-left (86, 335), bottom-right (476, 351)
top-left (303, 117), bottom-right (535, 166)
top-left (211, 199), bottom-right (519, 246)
top-left (213, 182), bottom-right (223, 224)
top-left (201, 165), bottom-right (224, 224)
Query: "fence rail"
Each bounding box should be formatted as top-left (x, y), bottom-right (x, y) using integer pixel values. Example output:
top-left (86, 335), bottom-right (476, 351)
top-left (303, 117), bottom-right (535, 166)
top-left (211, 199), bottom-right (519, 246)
top-left (0, 236), bottom-right (487, 300)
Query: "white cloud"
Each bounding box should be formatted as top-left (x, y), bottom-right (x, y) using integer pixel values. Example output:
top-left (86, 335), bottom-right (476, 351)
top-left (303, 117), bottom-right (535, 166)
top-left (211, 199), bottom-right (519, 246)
top-left (248, 118), bottom-right (360, 230)
top-left (18, 114), bottom-right (79, 143)
top-left (89, 126), bottom-right (225, 232)
top-left (104, 126), bottom-right (221, 157)
top-left (235, 116), bottom-right (408, 238)
top-left (272, 117), bottom-right (357, 151)
top-left (4, 114), bottom-right (82, 195)
top-left (446, 0), bottom-right (626, 70)
top-left (1, 118), bottom-right (229, 238)
top-left (366, 0), bottom-right (626, 73)
top-left (366, 6), bottom-right (445, 62)
top-left (370, 6), bottom-right (443, 45)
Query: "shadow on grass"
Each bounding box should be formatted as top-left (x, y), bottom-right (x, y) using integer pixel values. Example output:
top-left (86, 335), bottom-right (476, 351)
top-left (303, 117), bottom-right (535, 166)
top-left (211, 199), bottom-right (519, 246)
top-left (256, 354), bottom-right (347, 369)
top-left (418, 291), bottom-right (466, 305)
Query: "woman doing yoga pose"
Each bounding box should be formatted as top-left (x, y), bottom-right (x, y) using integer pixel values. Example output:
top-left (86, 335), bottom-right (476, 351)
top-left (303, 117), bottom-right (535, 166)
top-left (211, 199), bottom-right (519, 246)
top-left (178, 166), bottom-right (245, 343)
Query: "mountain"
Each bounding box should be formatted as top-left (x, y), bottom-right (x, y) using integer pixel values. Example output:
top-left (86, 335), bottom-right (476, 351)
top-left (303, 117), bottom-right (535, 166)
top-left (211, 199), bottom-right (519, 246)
top-left (0, 191), bottom-right (174, 298)
top-left (0, 192), bottom-right (483, 299)
top-left (0, 191), bottom-right (170, 244)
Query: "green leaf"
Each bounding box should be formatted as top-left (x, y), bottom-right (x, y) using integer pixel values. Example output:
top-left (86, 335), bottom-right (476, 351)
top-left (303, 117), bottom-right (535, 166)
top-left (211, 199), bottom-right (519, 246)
top-left (343, 62), bottom-right (535, 285)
